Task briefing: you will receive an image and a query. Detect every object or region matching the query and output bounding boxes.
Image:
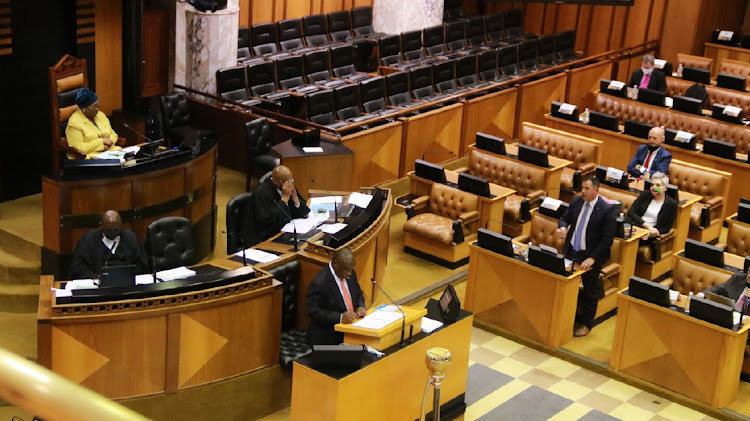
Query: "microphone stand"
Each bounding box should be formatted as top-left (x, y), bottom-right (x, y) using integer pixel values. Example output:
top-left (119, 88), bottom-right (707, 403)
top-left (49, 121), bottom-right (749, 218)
top-left (371, 278), bottom-right (408, 347)
top-left (151, 256), bottom-right (163, 283)
top-left (309, 178), bottom-right (338, 223)
top-left (222, 230), bottom-right (247, 266)
top-left (273, 200), bottom-right (298, 252)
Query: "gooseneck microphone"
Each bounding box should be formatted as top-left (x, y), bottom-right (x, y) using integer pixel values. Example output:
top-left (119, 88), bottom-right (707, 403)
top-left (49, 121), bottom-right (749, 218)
top-left (371, 278), bottom-right (408, 348)
top-left (150, 256), bottom-right (163, 283)
top-left (273, 199), bottom-right (298, 252)
top-left (309, 178), bottom-right (338, 222)
top-left (222, 230), bottom-right (247, 266)
top-left (122, 122), bottom-right (157, 143)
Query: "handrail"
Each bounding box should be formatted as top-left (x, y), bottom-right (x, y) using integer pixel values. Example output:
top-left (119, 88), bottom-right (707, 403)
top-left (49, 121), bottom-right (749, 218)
top-left (0, 346), bottom-right (150, 421)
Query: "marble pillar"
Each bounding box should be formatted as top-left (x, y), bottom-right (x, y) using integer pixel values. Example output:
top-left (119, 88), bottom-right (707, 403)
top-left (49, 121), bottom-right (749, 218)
top-left (184, 5), bottom-right (239, 95)
top-left (372, 0), bottom-right (443, 35)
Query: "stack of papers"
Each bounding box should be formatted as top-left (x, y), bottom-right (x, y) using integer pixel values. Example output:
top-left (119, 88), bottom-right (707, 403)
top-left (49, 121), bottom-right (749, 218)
top-left (421, 317), bottom-right (443, 333)
top-left (52, 288), bottom-right (72, 298)
top-left (155, 266), bottom-right (196, 282)
top-left (310, 196), bottom-right (344, 205)
top-left (320, 223), bottom-right (347, 234)
top-left (351, 310), bottom-right (404, 329)
top-left (92, 150), bottom-right (128, 163)
top-left (235, 248), bottom-right (279, 263)
top-left (64, 279), bottom-right (97, 290)
top-left (348, 192), bottom-right (372, 208)
top-left (281, 217), bottom-right (324, 234)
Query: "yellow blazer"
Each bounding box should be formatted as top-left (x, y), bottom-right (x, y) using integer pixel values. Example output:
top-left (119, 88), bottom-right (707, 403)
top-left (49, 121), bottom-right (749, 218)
top-left (65, 109), bottom-right (122, 159)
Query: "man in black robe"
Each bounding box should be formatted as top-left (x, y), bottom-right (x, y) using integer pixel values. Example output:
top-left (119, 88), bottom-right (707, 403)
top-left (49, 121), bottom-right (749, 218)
top-left (246, 165), bottom-right (310, 245)
top-left (67, 210), bottom-right (149, 279)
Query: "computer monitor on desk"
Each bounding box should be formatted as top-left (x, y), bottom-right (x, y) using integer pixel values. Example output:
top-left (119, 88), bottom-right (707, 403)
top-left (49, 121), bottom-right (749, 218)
top-left (702, 138), bottom-right (737, 160)
top-left (738, 203), bottom-right (750, 223)
top-left (414, 159), bottom-right (447, 184)
top-left (664, 129), bottom-right (697, 151)
top-left (550, 101), bottom-right (579, 122)
top-left (477, 228), bottom-right (515, 257)
top-left (637, 88), bottom-right (666, 107)
top-left (595, 165), bottom-right (630, 190)
top-left (717, 73), bottom-right (747, 92)
top-left (99, 264), bottom-right (137, 288)
top-left (588, 110), bottom-right (619, 132)
top-left (458, 172), bottom-right (493, 198)
top-left (599, 79), bottom-right (627, 98)
top-left (518, 144), bottom-right (549, 167)
top-left (681, 66), bottom-right (711, 84)
top-left (712, 104), bottom-right (744, 124)
top-left (689, 297), bottom-right (734, 329)
top-left (475, 132), bottom-right (506, 156)
top-left (527, 244), bottom-right (567, 275)
top-left (672, 95), bottom-right (703, 115)
top-left (628, 276), bottom-right (670, 307)
top-left (684, 238), bottom-right (725, 269)
top-left (624, 120), bottom-right (653, 139)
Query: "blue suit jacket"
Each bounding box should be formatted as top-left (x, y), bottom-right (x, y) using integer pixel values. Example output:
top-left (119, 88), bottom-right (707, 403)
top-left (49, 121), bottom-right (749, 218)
top-left (558, 195), bottom-right (617, 264)
top-left (626, 145), bottom-right (672, 178)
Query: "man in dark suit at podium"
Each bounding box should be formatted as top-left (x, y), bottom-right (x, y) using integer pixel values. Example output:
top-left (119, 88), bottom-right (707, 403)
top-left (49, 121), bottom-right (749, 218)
top-left (306, 248), bottom-right (367, 345)
top-left (556, 177), bottom-right (617, 337)
top-left (628, 54), bottom-right (667, 92)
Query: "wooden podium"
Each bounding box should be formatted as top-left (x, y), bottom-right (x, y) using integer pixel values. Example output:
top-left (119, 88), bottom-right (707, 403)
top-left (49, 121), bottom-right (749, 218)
top-left (334, 307), bottom-right (428, 349)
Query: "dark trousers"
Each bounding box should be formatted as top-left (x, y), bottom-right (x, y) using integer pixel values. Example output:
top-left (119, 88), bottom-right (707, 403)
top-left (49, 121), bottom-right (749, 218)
top-left (570, 250), bottom-right (602, 329)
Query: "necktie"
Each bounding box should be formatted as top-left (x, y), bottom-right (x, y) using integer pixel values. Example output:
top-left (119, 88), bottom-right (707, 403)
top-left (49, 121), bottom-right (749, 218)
top-left (340, 279), bottom-right (354, 312)
top-left (643, 150), bottom-right (653, 170)
top-left (640, 73), bottom-right (651, 89)
top-left (573, 203), bottom-right (591, 251)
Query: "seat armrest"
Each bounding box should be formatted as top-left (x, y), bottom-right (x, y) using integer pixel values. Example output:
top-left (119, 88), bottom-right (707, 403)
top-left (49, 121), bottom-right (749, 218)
top-left (659, 279), bottom-right (674, 288)
top-left (527, 189), bottom-right (544, 202)
top-left (411, 195), bottom-right (430, 210)
top-left (453, 166), bottom-right (468, 174)
top-left (578, 162), bottom-right (596, 174)
top-left (658, 229), bottom-right (676, 241)
top-left (600, 263), bottom-right (620, 279)
top-left (459, 210), bottom-right (480, 226)
top-left (705, 196), bottom-right (723, 208)
top-left (514, 234), bottom-right (530, 244)
top-left (716, 241), bottom-right (727, 251)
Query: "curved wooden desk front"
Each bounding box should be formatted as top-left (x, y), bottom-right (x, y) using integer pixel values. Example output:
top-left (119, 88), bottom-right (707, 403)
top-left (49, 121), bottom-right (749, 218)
top-left (42, 146), bottom-right (218, 279)
top-left (36, 258), bottom-right (282, 400)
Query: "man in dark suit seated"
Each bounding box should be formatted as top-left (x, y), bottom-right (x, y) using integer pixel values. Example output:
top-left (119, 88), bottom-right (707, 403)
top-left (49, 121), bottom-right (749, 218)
top-left (626, 127), bottom-right (672, 178)
top-left (306, 248), bottom-right (367, 346)
top-left (247, 165), bottom-right (311, 244)
top-left (628, 54), bottom-right (667, 92)
top-left (68, 210), bottom-right (148, 280)
top-left (556, 176), bottom-right (617, 337)
top-left (699, 271), bottom-right (750, 313)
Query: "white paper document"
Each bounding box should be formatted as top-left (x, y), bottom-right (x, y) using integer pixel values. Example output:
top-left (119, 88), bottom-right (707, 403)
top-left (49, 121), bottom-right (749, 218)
top-left (236, 248), bottom-right (279, 263)
top-left (352, 310), bottom-right (404, 329)
top-left (676, 130), bottom-right (693, 142)
top-left (52, 288), bottom-right (72, 298)
top-left (607, 80), bottom-right (625, 90)
top-left (91, 150), bottom-right (128, 162)
top-left (156, 266), bottom-right (196, 282)
top-left (421, 317), bottom-right (443, 333)
top-left (281, 218), bottom-right (323, 234)
top-left (64, 279), bottom-right (97, 290)
top-left (719, 30), bottom-right (734, 41)
top-left (664, 96), bottom-right (673, 108)
top-left (541, 197), bottom-right (562, 211)
top-left (310, 196), bottom-right (344, 205)
top-left (302, 147), bottom-right (324, 153)
top-left (135, 274), bottom-right (156, 285)
top-left (724, 105), bottom-right (742, 117)
top-left (121, 145), bottom-right (141, 154)
top-left (653, 59), bottom-right (666, 69)
top-left (374, 304), bottom-right (400, 312)
top-left (558, 103), bottom-right (576, 115)
top-left (348, 192), bottom-right (373, 208)
top-left (605, 167), bottom-right (624, 182)
top-left (321, 223), bottom-right (347, 234)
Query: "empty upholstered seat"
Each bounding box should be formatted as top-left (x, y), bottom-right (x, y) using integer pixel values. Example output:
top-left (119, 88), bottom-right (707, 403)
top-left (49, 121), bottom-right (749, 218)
top-left (432, 59), bottom-right (468, 95)
top-left (306, 90), bottom-right (348, 129)
top-left (334, 83), bottom-right (373, 122)
top-left (351, 6), bottom-right (386, 39)
top-left (216, 65), bottom-right (261, 107)
top-left (302, 14), bottom-right (342, 48)
top-left (147, 216), bottom-right (196, 272)
top-left (663, 256), bottom-right (733, 294)
top-left (677, 53), bottom-right (713, 71)
top-left (719, 221), bottom-right (750, 257)
top-left (159, 92), bottom-right (214, 146)
top-left (277, 18), bottom-right (317, 53)
top-left (669, 159), bottom-right (729, 242)
top-left (386, 71), bottom-right (421, 108)
top-left (409, 65), bottom-right (442, 101)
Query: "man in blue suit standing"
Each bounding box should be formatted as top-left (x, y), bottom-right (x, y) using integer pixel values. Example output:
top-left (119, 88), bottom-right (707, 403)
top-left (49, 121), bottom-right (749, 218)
top-left (626, 126), bottom-right (672, 179)
top-left (557, 177), bottom-right (617, 337)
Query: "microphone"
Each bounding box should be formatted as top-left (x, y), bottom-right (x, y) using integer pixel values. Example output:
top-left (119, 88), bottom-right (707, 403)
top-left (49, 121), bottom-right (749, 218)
top-left (309, 178), bottom-right (339, 222)
top-left (150, 256), bottom-right (163, 283)
top-left (371, 278), bottom-right (408, 347)
top-left (222, 230), bottom-right (247, 266)
top-left (122, 122), bottom-right (157, 143)
top-left (273, 199), bottom-right (298, 252)
top-left (421, 150), bottom-right (454, 161)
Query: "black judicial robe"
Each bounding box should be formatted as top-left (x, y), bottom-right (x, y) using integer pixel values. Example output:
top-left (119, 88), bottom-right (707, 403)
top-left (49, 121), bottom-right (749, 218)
top-left (67, 229), bottom-right (149, 280)
top-left (245, 176), bottom-right (310, 245)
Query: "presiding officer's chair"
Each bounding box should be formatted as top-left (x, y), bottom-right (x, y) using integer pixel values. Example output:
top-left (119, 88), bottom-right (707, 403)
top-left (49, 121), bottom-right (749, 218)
top-left (147, 216), bottom-right (197, 272)
top-left (403, 182), bottom-right (480, 268)
top-left (48, 54), bottom-right (125, 172)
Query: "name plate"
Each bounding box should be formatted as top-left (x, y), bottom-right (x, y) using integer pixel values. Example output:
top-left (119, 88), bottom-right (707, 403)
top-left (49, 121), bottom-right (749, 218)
top-left (606, 167), bottom-right (624, 182)
top-left (607, 80), bottom-right (625, 91)
top-left (676, 130), bottom-right (694, 142)
top-left (723, 105), bottom-right (742, 117)
top-left (718, 30), bottom-right (735, 41)
top-left (558, 103), bottom-right (576, 115)
top-left (653, 59), bottom-right (666, 69)
top-left (541, 197), bottom-right (563, 211)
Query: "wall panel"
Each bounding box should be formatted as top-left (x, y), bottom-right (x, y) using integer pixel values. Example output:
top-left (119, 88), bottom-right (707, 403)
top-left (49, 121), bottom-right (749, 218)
top-left (587, 6), bottom-right (614, 54)
top-left (94, 0), bottom-right (122, 116)
top-left (555, 4), bottom-right (578, 33)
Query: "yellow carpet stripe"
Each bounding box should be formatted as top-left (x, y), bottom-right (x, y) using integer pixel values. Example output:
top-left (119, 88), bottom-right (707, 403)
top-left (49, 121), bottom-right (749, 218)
top-left (546, 402), bottom-right (594, 421)
top-left (463, 379), bottom-right (531, 420)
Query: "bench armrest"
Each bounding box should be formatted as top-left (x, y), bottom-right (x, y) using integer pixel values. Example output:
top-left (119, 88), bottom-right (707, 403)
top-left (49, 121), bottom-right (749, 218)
top-left (705, 196), bottom-right (723, 208)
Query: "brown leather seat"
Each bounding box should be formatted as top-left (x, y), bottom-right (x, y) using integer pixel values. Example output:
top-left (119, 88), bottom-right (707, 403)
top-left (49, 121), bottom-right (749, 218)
top-left (662, 257), bottom-right (732, 294)
top-left (719, 58), bottom-right (750, 90)
top-left (718, 221), bottom-right (750, 258)
top-left (676, 53), bottom-right (713, 71)
top-left (403, 182), bottom-right (479, 245)
top-left (668, 159), bottom-right (728, 242)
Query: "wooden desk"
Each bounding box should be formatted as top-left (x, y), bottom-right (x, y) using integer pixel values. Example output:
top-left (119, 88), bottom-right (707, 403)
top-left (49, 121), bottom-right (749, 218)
top-left (545, 114), bottom-right (746, 219)
top-left (704, 42), bottom-right (750, 79)
top-left (291, 311), bottom-right (473, 421)
top-left (459, 87), bottom-right (519, 155)
top-left (610, 290), bottom-right (750, 407)
top-left (271, 138), bottom-right (354, 196)
top-left (597, 225), bottom-right (644, 318)
top-left (37, 258), bottom-right (282, 400)
top-left (465, 242), bottom-right (585, 348)
top-left (42, 145), bottom-right (218, 280)
top-left (335, 306), bottom-right (428, 350)
top-left (399, 102), bottom-right (465, 176)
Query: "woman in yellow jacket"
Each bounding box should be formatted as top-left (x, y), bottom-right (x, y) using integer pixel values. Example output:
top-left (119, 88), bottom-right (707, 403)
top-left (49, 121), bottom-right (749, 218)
top-left (65, 88), bottom-right (122, 159)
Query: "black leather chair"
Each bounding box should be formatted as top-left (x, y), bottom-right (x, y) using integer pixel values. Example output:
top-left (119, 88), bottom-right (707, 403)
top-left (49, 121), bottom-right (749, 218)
top-left (330, 44), bottom-right (371, 82)
top-left (244, 117), bottom-right (280, 191)
top-left (432, 59), bottom-right (468, 95)
top-left (504, 9), bottom-right (525, 37)
top-left (351, 6), bottom-right (386, 39)
top-left (445, 20), bottom-right (481, 55)
top-left (226, 192), bottom-right (254, 253)
top-left (302, 14), bottom-right (341, 48)
top-left (498, 44), bottom-right (523, 76)
top-left (386, 71), bottom-right (421, 108)
top-left (251, 22), bottom-right (288, 58)
top-left (537, 34), bottom-right (557, 66)
top-left (334, 84), bottom-right (373, 122)
top-left (269, 259), bottom-right (312, 367)
top-left (277, 18), bottom-right (316, 52)
top-left (146, 217), bottom-right (196, 272)
top-left (477, 48), bottom-right (511, 82)
top-left (216, 66), bottom-right (261, 106)
top-left (360, 76), bottom-right (398, 115)
top-left (409, 65), bottom-right (442, 101)
top-left (247, 61), bottom-right (283, 99)
top-left (465, 16), bottom-right (487, 48)
top-left (306, 90), bottom-right (348, 129)
top-left (423, 25), bottom-right (455, 58)
top-left (518, 39), bottom-right (539, 70)
top-left (276, 55), bottom-right (318, 94)
top-left (556, 30), bottom-right (577, 61)
top-left (485, 12), bottom-right (506, 45)
top-left (327, 10), bottom-right (353, 42)
top-left (238, 26), bottom-right (250, 49)
top-left (159, 92), bottom-right (214, 147)
top-left (401, 30), bottom-right (436, 65)
top-left (303, 50), bottom-right (341, 87)
top-left (379, 34), bottom-right (414, 69)
top-left (455, 54), bottom-right (490, 89)
top-left (443, 0), bottom-right (464, 22)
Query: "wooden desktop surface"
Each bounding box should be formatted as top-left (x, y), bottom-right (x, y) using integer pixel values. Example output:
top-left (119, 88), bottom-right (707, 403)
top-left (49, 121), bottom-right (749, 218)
top-left (271, 138), bottom-right (355, 195)
top-left (291, 312), bottom-right (473, 421)
top-left (335, 306), bottom-right (427, 350)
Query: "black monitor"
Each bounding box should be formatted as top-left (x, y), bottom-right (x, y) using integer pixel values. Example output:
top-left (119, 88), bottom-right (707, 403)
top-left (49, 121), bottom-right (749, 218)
top-left (550, 101), bottom-right (579, 122)
top-left (527, 244), bottom-right (567, 275)
top-left (599, 79), bottom-right (627, 98)
top-left (99, 264), bottom-right (137, 288)
top-left (712, 104), bottom-right (744, 124)
top-left (311, 345), bottom-right (363, 370)
top-left (595, 165), bottom-right (629, 190)
top-left (684, 238), bottom-right (725, 268)
top-left (414, 159), bottom-right (447, 183)
top-left (681, 66), bottom-right (711, 84)
top-left (711, 29), bottom-right (740, 46)
top-left (437, 285), bottom-right (461, 324)
top-left (737, 203), bottom-right (750, 223)
top-left (326, 188), bottom-right (387, 248)
top-left (537, 196), bottom-right (569, 219)
top-left (689, 296), bottom-right (734, 329)
top-left (518, 144), bottom-right (549, 167)
top-left (672, 95), bottom-right (703, 115)
top-left (637, 88), bottom-right (666, 107)
top-left (458, 172), bottom-right (493, 198)
top-left (477, 228), bottom-right (515, 257)
top-left (628, 276), bottom-right (670, 307)
top-left (588, 110), bottom-right (619, 132)
top-left (643, 178), bottom-right (679, 201)
top-left (702, 138), bottom-right (737, 160)
top-left (475, 132), bottom-right (506, 155)
top-left (623, 119), bottom-right (653, 139)
top-left (717, 73), bottom-right (747, 92)
top-left (664, 128), bottom-right (697, 151)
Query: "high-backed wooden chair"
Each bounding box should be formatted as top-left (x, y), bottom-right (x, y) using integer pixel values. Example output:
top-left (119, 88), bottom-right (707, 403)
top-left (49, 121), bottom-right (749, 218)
top-left (48, 55), bottom-right (124, 172)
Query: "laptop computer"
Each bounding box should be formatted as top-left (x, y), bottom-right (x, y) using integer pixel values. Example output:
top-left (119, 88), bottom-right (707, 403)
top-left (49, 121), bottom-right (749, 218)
top-left (704, 291), bottom-right (736, 309)
top-left (99, 264), bottom-right (137, 288)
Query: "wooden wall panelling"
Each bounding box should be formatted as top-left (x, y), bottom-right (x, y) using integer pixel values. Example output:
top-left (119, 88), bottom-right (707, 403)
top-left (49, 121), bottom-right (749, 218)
top-left (555, 4), bottom-right (579, 33)
top-left (352, 0), bottom-right (372, 8)
top-left (458, 87), bottom-right (518, 156)
top-left (251, 0), bottom-right (274, 25)
top-left (315, 0), bottom-right (345, 15)
top-left (399, 102), bottom-right (464, 176)
top-left (337, 121), bottom-right (403, 189)
top-left (238, 0), bottom-right (250, 27)
top-left (695, 0), bottom-right (746, 56)
top-left (587, 6), bottom-right (615, 55)
top-left (659, 0), bottom-right (702, 64)
top-left (542, 4), bottom-right (557, 34)
top-left (285, 0), bottom-right (312, 19)
top-left (575, 6), bottom-right (592, 54)
top-left (514, 72), bottom-right (567, 137)
top-left (0, 1), bottom-right (12, 56)
top-left (566, 60), bottom-right (614, 111)
top-left (623, 0), bottom-right (651, 49)
top-left (609, 6), bottom-right (628, 51)
top-left (94, 0), bottom-right (122, 116)
top-left (524, 3), bottom-right (545, 35)
top-left (648, 0), bottom-right (668, 42)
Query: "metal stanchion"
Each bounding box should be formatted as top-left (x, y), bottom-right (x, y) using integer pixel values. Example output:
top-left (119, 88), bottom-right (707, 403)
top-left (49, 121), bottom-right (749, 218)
top-left (419, 347), bottom-right (452, 421)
